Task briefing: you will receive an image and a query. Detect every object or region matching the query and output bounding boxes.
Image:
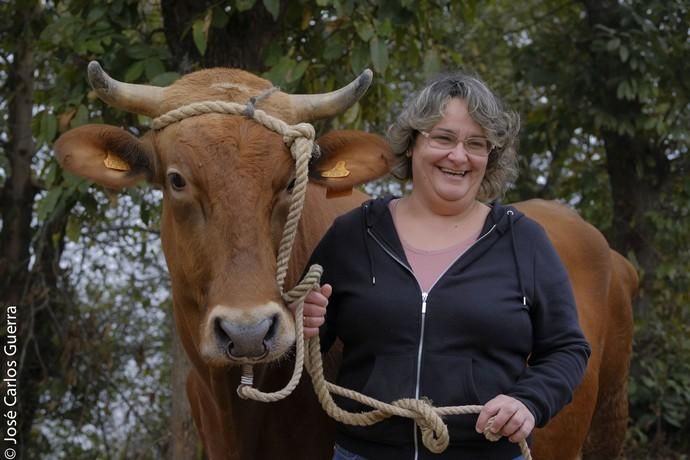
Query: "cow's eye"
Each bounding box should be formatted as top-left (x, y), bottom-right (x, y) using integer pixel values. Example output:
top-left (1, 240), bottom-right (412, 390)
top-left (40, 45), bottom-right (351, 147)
top-left (168, 172), bottom-right (187, 191)
top-left (286, 177), bottom-right (296, 193)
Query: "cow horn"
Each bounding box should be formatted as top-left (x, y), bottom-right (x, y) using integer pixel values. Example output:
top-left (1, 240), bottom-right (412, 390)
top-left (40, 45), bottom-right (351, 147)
top-left (289, 69), bottom-right (373, 122)
top-left (87, 61), bottom-right (165, 117)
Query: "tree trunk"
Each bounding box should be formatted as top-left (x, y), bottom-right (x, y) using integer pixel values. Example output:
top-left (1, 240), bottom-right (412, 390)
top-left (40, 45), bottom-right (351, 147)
top-left (160, 0), bottom-right (287, 72)
top-left (1, 6), bottom-right (39, 457)
top-left (1, 4), bottom-right (73, 458)
top-left (169, 332), bottom-right (200, 460)
top-left (581, 0), bottom-right (670, 316)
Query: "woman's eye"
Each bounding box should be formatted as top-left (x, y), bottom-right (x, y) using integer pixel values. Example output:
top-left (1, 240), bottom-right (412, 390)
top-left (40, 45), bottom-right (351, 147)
top-left (466, 139), bottom-right (486, 149)
top-left (432, 135), bottom-right (456, 146)
top-left (168, 172), bottom-right (187, 191)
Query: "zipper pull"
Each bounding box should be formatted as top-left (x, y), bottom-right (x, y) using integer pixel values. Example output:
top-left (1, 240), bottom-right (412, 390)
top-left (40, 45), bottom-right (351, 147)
top-left (422, 292), bottom-right (428, 314)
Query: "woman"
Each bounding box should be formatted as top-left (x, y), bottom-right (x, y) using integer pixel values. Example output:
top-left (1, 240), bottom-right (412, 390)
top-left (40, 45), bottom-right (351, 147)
top-left (295, 72), bottom-right (591, 460)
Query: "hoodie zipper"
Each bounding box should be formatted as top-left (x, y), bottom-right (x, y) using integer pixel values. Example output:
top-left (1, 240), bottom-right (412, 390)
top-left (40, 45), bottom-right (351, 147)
top-left (367, 229), bottom-right (425, 458)
top-left (367, 223), bottom-right (497, 460)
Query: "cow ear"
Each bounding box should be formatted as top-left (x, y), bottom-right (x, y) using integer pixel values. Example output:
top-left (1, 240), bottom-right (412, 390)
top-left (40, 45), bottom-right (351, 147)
top-left (310, 130), bottom-right (396, 193)
top-left (54, 124), bottom-right (158, 190)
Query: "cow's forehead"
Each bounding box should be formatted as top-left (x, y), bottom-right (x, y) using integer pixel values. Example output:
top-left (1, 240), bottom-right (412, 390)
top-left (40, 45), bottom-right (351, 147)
top-left (155, 115), bottom-right (294, 182)
top-left (160, 68), bottom-right (295, 122)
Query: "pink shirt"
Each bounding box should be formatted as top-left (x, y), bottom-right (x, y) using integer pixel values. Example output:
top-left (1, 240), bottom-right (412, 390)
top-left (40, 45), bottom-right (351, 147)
top-left (390, 200), bottom-right (480, 293)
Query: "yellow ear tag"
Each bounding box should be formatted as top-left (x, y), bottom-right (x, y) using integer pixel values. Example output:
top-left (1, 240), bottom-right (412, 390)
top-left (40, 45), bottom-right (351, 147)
top-left (321, 160), bottom-right (350, 178)
top-left (104, 151), bottom-right (130, 171)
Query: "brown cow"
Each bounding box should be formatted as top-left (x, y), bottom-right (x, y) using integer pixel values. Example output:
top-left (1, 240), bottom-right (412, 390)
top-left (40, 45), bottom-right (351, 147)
top-left (54, 63), bottom-right (636, 460)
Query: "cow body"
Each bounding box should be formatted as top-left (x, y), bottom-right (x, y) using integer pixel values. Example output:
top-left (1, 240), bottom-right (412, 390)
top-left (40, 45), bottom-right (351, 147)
top-left (54, 63), bottom-right (636, 460)
top-left (515, 200), bottom-right (637, 459)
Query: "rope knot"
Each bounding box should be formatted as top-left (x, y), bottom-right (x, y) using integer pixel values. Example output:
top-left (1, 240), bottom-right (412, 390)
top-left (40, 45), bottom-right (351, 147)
top-left (393, 398), bottom-right (449, 453)
top-left (282, 122), bottom-right (315, 148)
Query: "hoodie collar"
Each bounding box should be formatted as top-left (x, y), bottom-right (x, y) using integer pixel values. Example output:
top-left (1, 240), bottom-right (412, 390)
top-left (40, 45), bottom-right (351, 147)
top-left (363, 197), bottom-right (530, 306)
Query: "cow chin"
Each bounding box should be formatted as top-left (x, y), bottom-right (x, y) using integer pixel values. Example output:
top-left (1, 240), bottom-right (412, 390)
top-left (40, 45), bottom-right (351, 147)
top-left (199, 302), bottom-right (296, 367)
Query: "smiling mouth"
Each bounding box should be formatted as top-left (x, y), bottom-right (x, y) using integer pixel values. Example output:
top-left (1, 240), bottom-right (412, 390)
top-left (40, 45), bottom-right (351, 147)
top-left (439, 166), bottom-right (468, 176)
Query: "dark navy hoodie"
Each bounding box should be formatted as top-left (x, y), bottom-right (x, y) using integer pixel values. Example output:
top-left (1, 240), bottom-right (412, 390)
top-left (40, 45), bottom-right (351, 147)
top-left (310, 196), bottom-right (591, 460)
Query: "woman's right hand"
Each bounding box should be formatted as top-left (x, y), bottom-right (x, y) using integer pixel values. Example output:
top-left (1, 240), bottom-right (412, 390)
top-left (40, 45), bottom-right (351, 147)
top-left (290, 283), bottom-right (332, 338)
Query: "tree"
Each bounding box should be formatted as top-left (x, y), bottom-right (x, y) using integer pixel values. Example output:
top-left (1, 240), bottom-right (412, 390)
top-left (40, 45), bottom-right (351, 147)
top-left (502, 0), bottom-right (690, 451)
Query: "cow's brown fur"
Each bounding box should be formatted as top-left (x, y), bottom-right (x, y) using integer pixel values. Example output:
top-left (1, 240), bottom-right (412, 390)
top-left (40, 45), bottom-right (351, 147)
top-left (54, 67), bottom-right (636, 460)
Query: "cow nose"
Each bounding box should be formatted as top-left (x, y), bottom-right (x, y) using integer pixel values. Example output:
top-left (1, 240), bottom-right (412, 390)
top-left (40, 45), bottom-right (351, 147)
top-left (214, 315), bottom-right (277, 359)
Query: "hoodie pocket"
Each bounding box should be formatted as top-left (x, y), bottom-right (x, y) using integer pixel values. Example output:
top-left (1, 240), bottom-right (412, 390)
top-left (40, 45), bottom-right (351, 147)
top-left (419, 355), bottom-right (485, 444)
top-left (336, 352), bottom-right (417, 445)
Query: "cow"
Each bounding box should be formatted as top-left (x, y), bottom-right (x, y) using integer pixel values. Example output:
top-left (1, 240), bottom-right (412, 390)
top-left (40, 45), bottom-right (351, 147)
top-left (54, 62), bottom-right (637, 460)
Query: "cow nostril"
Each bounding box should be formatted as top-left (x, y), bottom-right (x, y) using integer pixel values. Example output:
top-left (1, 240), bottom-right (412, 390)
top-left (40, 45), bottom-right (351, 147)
top-left (214, 317), bottom-right (233, 350)
top-left (263, 314), bottom-right (278, 346)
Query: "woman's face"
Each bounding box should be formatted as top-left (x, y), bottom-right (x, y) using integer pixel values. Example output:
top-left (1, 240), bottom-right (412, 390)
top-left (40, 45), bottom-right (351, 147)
top-left (410, 98), bottom-right (489, 209)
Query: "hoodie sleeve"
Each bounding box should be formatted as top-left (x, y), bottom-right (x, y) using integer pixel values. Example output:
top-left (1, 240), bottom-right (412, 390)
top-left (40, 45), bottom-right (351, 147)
top-left (507, 224), bottom-right (591, 427)
top-left (304, 219), bottom-right (341, 353)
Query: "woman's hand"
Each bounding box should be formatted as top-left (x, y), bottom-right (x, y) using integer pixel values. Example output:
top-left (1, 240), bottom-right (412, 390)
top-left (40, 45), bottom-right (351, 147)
top-left (289, 284), bottom-right (332, 338)
top-left (475, 394), bottom-right (535, 443)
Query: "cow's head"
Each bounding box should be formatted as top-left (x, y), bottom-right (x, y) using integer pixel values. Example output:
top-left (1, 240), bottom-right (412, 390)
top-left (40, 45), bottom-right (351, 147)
top-left (54, 62), bottom-right (394, 367)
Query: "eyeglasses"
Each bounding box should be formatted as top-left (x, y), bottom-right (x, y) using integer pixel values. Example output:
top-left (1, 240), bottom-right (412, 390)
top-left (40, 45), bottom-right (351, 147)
top-left (419, 130), bottom-right (493, 157)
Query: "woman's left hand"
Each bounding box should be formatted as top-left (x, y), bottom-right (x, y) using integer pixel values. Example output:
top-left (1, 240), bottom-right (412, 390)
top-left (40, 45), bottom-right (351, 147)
top-left (475, 394), bottom-right (535, 443)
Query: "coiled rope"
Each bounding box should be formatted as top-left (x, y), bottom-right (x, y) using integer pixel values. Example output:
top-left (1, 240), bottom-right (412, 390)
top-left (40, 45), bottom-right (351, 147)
top-left (152, 98), bottom-right (532, 458)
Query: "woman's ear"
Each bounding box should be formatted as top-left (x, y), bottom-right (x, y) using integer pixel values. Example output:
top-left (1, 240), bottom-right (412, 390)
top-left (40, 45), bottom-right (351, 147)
top-left (309, 130), bottom-right (396, 194)
top-left (54, 124), bottom-right (158, 189)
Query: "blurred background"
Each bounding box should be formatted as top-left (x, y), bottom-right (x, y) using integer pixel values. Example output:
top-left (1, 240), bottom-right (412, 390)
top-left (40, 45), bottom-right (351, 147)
top-left (0, 0), bottom-right (688, 458)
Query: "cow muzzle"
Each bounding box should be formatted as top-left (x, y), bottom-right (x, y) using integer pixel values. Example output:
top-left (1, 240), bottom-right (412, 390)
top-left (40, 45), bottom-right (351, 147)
top-left (200, 302), bottom-right (295, 366)
top-left (214, 315), bottom-right (275, 360)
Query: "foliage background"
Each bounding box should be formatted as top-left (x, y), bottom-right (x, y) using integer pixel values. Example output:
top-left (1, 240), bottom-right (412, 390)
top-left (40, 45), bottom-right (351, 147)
top-left (1, 0), bottom-right (688, 459)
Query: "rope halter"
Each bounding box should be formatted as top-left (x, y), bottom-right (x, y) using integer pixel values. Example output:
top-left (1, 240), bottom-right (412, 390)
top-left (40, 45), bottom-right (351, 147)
top-left (152, 95), bottom-right (532, 459)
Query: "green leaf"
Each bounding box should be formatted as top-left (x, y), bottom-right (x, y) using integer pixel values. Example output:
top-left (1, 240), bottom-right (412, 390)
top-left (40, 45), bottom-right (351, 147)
top-left (342, 102), bottom-right (360, 125)
top-left (211, 6), bottom-right (229, 28)
top-left (619, 45), bottom-right (629, 62)
top-left (378, 19), bottom-right (393, 38)
top-left (350, 42), bottom-right (370, 74)
top-left (144, 57), bottom-right (166, 81)
top-left (355, 20), bottom-right (374, 42)
top-left (66, 216), bottom-right (81, 242)
top-left (85, 39), bottom-right (105, 54)
top-left (236, 0), bottom-right (257, 12)
top-left (286, 61), bottom-right (309, 83)
top-left (44, 161), bottom-right (58, 188)
top-left (41, 111), bottom-right (57, 143)
top-left (323, 33), bottom-right (345, 61)
top-left (86, 6), bottom-right (107, 25)
top-left (150, 72), bottom-right (181, 87)
top-left (37, 188), bottom-right (62, 221)
top-left (423, 48), bottom-right (441, 77)
top-left (70, 105), bottom-right (89, 128)
top-left (263, 41), bottom-right (283, 67)
top-left (193, 19), bottom-right (208, 56)
top-left (333, 0), bottom-right (354, 16)
top-left (369, 36), bottom-right (389, 74)
top-left (127, 44), bottom-right (155, 60)
top-left (606, 37), bottom-right (621, 51)
top-left (124, 61), bottom-right (145, 83)
top-left (262, 56), bottom-right (292, 87)
top-left (263, 0), bottom-right (280, 20)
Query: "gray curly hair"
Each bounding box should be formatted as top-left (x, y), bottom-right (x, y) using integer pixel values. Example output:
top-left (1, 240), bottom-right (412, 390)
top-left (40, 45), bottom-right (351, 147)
top-left (388, 71), bottom-right (520, 202)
